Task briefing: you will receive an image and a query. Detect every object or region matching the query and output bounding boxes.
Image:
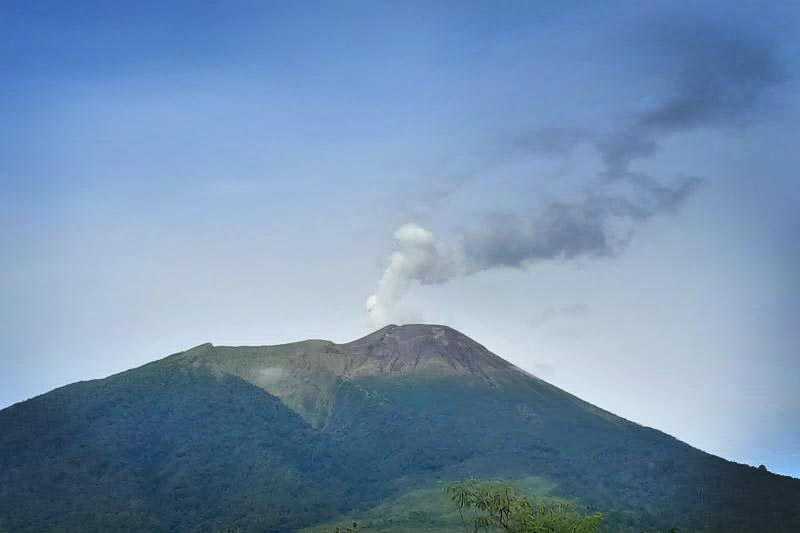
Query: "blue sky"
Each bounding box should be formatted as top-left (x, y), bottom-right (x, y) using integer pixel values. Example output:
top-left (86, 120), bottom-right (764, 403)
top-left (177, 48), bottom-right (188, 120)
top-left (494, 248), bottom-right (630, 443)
top-left (2, 1), bottom-right (799, 477)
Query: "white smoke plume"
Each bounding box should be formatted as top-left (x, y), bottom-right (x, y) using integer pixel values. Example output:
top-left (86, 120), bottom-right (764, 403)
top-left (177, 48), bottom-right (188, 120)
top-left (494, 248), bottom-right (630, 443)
top-left (366, 223), bottom-right (458, 327)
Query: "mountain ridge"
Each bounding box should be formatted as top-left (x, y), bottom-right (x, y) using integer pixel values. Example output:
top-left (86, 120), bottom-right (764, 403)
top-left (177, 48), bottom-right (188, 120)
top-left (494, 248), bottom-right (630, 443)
top-left (173, 324), bottom-right (608, 430)
top-left (2, 324), bottom-right (799, 532)
top-left (182, 323), bottom-right (517, 378)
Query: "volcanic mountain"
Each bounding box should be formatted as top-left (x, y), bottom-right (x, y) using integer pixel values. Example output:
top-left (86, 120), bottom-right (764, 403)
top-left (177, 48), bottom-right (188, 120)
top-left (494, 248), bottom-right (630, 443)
top-left (1, 325), bottom-right (798, 532)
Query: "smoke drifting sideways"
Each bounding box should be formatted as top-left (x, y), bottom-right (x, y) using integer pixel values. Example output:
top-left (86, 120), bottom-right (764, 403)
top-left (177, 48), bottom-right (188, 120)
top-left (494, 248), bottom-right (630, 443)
top-left (366, 18), bottom-right (786, 327)
top-left (365, 177), bottom-right (698, 327)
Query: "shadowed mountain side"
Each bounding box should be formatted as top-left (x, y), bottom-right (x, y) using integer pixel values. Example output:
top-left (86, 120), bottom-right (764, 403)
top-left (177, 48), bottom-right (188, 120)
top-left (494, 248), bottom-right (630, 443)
top-left (1, 324), bottom-right (799, 532)
top-left (0, 362), bottom-right (370, 532)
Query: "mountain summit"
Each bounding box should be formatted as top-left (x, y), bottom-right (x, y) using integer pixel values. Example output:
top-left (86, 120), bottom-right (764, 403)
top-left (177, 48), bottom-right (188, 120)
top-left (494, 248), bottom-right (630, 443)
top-left (1, 325), bottom-right (798, 532)
top-left (174, 324), bottom-right (533, 428)
top-left (343, 324), bottom-right (516, 378)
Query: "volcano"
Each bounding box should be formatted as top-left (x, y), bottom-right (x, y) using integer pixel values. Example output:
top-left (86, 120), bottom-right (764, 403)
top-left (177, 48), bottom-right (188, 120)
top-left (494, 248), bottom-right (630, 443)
top-left (1, 324), bottom-right (798, 532)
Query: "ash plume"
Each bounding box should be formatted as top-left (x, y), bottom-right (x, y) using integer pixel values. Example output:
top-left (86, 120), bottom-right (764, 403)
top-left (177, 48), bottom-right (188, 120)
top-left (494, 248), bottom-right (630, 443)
top-left (366, 18), bottom-right (784, 326)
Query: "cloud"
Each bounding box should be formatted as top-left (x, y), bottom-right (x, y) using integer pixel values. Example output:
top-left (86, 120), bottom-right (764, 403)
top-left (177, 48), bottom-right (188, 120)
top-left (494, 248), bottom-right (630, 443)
top-left (365, 16), bottom-right (785, 326)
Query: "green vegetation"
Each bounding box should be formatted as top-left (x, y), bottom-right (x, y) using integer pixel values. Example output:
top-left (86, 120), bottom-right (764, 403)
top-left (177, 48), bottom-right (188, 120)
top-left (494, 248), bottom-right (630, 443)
top-left (446, 480), bottom-right (603, 533)
top-left (2, 327), bottom-right (800, 531)
top-left (304, 478), bottom-right (566, 533)
top-left (0, 364), bottom-right (366, 531)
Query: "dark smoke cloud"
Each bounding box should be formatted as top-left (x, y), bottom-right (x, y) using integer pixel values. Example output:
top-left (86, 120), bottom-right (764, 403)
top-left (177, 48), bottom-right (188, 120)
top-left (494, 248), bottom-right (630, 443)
top-left (367, 17), bottom-right (785, 325)
top-left (638, 19), bottom-right (785, 133)
top-left (462, 175), bottom-right (702, 271)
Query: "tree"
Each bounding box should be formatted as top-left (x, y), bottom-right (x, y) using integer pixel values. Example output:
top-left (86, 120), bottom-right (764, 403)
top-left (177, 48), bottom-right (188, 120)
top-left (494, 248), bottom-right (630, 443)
top-left (446, 480), bottom-right (604, 533)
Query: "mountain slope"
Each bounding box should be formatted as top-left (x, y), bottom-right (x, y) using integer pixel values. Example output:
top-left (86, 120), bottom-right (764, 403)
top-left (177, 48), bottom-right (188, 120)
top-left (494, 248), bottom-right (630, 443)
top-left (0, 353), bottom-right (366, 532)
top-left (1, 325), bottom-right (798, 532)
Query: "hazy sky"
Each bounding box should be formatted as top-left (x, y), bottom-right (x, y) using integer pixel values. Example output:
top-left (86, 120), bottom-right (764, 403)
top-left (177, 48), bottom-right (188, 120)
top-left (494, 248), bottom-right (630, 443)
top-left (2, 1), bottom-right (798, 477)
